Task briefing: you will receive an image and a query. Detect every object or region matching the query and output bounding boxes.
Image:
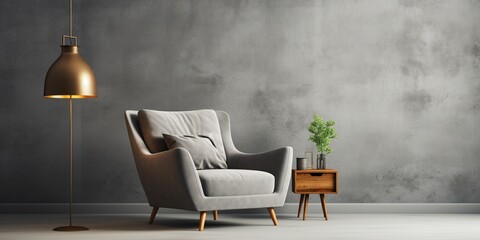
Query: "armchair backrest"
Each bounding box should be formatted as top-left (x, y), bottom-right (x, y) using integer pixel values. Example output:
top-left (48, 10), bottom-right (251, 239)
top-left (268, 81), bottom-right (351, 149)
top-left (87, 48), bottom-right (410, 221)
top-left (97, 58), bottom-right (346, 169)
top-left (125, 110), bottom-right (150, 156)
top-left (125, 110), bottom-right (239, 159)
top-left (136, 109), bottom-right (226, 158)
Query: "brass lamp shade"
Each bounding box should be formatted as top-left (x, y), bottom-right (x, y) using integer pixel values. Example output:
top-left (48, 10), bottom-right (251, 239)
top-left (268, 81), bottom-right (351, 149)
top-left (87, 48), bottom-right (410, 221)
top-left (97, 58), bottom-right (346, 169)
top-left (44, 45), bottom-right (96, 98)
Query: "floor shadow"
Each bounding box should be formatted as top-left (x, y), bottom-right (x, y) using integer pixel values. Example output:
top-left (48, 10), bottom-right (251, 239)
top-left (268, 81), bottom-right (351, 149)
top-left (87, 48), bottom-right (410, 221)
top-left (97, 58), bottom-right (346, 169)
top-left (230, 214), bottom-right (298, 220)
top-left (91, 215), bottom-right (255, 232)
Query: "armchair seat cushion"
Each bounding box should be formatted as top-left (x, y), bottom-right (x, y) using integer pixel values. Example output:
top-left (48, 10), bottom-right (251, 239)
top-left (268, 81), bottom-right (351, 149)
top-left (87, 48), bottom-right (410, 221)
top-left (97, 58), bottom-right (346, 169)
top-left (198, 169), bottom-right (275, 197)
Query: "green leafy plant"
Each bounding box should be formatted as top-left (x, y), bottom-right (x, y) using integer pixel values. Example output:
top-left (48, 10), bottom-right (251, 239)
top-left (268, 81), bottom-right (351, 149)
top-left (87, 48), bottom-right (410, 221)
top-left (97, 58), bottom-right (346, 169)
top-left (308, 114), bottom-right (337, 155)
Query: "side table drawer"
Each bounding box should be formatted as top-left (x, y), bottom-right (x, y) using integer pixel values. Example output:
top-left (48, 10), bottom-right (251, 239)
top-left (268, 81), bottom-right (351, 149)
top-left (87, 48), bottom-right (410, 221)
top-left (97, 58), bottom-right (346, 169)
top-left (293, 171), bottom-right (337, 193)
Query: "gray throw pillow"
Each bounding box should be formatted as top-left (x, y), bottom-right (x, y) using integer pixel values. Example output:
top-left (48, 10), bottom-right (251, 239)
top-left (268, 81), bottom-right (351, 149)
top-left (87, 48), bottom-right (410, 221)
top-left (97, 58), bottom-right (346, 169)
top-left (162, 133), bottom-right (227, 170)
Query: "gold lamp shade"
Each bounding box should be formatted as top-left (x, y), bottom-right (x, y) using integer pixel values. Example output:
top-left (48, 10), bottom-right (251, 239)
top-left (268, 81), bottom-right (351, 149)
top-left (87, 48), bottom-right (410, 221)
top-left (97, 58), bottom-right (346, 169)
top-left (44, 45), bottom-right (97, 98)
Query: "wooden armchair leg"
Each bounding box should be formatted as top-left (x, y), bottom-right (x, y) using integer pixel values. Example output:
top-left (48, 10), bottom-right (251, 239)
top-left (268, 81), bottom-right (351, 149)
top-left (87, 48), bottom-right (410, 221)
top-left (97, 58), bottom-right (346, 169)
top-left (199, 211), bottom-right (207, 231)
top-left (148, 207), bottom-right (159, 224)
top-left (213, 210), bottom-right (218, 220)
top-left (267, 207), bottom-right (278, 226)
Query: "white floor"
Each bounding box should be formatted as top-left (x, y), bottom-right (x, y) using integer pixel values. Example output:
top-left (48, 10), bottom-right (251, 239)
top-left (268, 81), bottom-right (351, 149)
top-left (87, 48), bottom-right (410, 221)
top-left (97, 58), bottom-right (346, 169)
top-left (1, 213), bottom-right (480, 240)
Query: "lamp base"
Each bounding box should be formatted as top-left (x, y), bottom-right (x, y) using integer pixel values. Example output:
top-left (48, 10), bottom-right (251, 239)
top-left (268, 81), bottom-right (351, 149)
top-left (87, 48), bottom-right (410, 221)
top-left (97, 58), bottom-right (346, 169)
top-left (53, 226), bottom-right (89, 231)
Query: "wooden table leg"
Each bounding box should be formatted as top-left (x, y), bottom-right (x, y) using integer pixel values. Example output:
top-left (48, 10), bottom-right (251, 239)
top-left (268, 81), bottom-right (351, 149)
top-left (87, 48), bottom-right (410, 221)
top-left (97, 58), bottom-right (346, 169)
top-left (320, 194), bottom-right (328, 221)
top-left (148, 207), bottom-right (159, 224)
top-left (297, 194), bottom-right (305, 218)
top-left (303, 194), bottom-right (309, 221)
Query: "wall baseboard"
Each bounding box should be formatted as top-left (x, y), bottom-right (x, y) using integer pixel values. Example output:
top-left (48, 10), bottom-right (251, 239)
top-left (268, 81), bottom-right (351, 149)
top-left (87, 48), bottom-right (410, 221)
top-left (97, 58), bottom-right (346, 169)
top-left (1, 203), bottom-right (479, 214)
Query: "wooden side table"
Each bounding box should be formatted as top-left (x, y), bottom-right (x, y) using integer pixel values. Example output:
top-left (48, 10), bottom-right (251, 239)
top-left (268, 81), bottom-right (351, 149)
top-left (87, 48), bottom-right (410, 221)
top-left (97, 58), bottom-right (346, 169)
top-left (292, 169), bottom-right (338, 220)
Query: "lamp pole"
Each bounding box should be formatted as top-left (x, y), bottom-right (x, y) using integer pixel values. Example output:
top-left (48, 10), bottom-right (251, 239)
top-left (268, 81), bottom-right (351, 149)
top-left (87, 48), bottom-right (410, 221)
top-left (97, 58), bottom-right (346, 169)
top-left (69, 95), bottom-right (73, 227)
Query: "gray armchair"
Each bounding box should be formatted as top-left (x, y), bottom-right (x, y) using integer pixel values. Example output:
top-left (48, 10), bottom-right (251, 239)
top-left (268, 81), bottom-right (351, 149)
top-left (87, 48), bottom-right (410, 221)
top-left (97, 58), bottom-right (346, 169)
top-left (125, 109), bottom-right (292, 231)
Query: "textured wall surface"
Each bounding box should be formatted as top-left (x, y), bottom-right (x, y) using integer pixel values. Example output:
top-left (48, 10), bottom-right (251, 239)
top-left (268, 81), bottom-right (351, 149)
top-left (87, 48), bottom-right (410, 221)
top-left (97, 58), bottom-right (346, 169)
top-left (1, 0), bottom-right (480, 204)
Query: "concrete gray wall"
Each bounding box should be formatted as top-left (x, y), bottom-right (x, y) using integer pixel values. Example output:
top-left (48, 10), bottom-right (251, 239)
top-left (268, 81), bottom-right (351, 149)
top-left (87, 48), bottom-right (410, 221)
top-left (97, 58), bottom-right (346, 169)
top-left (1, 0), bottom-right (480, 204)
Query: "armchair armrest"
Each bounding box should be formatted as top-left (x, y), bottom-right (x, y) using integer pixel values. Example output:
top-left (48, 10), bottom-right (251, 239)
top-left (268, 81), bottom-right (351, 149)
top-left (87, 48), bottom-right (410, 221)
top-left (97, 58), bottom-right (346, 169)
top-left (134, 147), bottom-right (204, 211)
top-left (227, 146), bottom-right (293, 193)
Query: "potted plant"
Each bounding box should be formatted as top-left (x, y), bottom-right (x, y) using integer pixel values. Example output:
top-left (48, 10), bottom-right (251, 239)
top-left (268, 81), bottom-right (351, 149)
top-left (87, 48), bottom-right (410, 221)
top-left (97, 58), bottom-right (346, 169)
top-left (308, 114), bottom-right (337, 169)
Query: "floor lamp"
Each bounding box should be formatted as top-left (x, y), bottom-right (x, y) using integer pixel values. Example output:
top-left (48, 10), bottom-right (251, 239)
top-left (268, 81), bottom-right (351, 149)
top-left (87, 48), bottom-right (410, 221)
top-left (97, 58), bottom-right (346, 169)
top-left (44, 0), bottom-right (96, 232)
